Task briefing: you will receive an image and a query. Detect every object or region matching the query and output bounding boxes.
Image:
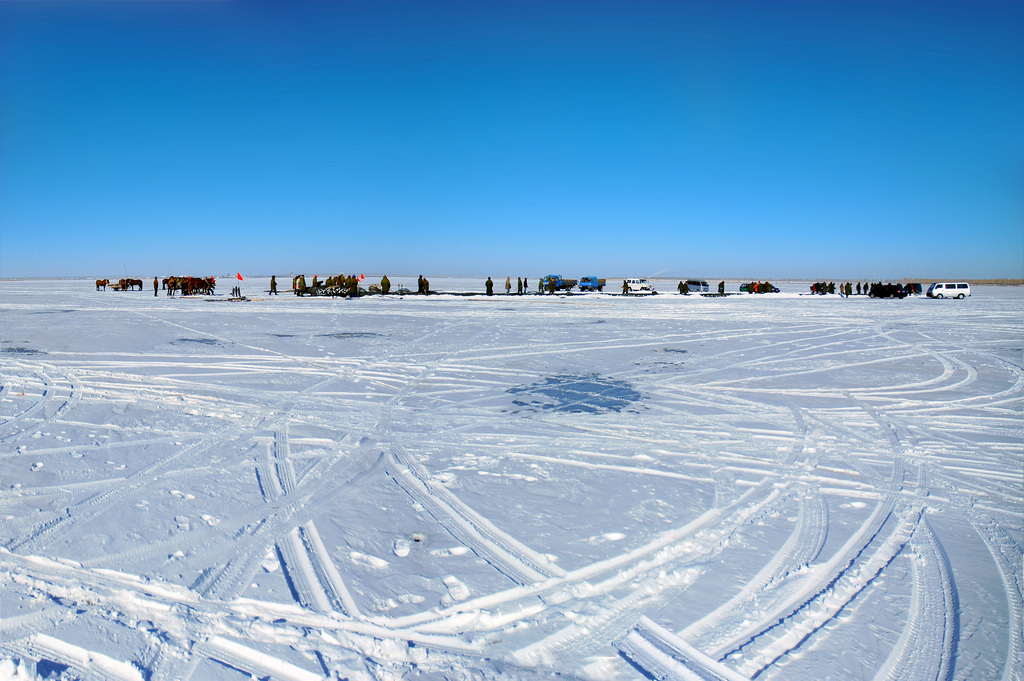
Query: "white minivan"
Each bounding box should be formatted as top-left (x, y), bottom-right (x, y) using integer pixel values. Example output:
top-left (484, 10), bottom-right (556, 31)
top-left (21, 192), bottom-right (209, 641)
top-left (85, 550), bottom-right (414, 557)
top-left (685, 279), bottom-right (709, 293)
top-left (926, 282), bottom-right (971, 299)
top-left (625, 278), bottom-right (653, 293)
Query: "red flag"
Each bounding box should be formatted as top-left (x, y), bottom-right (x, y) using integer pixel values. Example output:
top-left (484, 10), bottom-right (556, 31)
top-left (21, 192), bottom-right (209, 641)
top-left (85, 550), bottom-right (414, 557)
top-left (237, 273), bottom-right (243, 281)
top-left (360, 273), bottom-right (365, 280)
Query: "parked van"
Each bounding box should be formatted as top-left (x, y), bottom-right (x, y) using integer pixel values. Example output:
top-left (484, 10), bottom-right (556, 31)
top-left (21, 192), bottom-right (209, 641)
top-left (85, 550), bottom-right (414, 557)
top-left (625, 278), bottom-right (653, 293)
top-left (926, 282), bottom-right (971, 299)
top-left (685, 279), bottom-right (709, 293)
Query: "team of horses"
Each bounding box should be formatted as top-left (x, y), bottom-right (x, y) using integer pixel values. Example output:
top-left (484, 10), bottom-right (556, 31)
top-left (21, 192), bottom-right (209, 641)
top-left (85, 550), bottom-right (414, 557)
top-left (95, 277), bottom-right (215, 295)
top-left (96, 278), bottom-right (143, 291)
top-left (163, 276), bottom-right (216, 296)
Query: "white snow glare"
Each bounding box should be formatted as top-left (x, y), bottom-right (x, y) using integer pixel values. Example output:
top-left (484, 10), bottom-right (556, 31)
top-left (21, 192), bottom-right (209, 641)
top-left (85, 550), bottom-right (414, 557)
top-left (1, 277), bottom-right (1021, 681)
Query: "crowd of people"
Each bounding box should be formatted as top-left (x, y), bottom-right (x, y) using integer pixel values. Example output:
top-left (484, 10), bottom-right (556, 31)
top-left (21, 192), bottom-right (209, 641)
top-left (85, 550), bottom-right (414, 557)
top-left (810, 281), bottom-right (919, 298)
top-left (485, 276), bottom-right (530, 295)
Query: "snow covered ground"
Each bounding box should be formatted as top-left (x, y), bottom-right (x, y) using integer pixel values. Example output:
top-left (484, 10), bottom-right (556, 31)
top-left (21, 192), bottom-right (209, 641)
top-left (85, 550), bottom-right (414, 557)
top-left (1, 277), bottom-right (1021, 681)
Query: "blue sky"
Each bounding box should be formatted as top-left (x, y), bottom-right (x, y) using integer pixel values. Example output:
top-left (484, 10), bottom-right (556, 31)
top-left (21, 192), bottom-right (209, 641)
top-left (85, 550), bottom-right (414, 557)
top-left (2, 1), bottom-right (1021, 280)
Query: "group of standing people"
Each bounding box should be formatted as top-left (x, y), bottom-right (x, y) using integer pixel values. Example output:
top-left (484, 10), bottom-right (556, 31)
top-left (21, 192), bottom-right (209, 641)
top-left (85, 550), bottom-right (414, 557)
top-left (810, 282), bottom-right (871, 296)
top-left (485, 276), bottom-right (528, 295)
top-left (286, 273), bottom-right (362, 297)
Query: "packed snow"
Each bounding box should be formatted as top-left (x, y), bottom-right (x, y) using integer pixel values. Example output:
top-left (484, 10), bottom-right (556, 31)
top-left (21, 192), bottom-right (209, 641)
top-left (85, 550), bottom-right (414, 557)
top-left (1, 277), bottom-right (1021, 681)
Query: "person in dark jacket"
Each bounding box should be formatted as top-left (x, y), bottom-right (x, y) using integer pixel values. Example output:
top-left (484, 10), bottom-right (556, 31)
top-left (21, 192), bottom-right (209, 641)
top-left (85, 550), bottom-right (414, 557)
top-left (270, 275), bottom-right (278, 294)
top-left (718, 281), bottom-right (725, 294)
top-left (517, 277), bottom-right (523, 295)
top-left (486, 277), bottom-right (494, 295)
top-left (381, 275), bottom-right (391, 295)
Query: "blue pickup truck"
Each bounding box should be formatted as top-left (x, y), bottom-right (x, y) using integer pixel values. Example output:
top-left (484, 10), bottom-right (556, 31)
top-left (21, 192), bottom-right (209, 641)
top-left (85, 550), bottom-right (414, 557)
top-left (578, 276), bottom-right (606, 292)
top-left (540, 275), bottom-right (578, 292)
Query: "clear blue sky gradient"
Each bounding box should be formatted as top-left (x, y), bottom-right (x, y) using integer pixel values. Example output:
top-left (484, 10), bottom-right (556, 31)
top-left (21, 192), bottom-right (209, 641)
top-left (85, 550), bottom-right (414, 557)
top-left (2, 1), bottom-right (1022, 280)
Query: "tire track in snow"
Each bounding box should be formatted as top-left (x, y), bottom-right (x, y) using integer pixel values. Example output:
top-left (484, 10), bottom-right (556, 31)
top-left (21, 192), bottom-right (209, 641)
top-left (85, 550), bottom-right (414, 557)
top-left (194, 636), bottom-right (325, 681)
top-left (681, 490), bottom-right (828, 648)
top-left (621, 616), bottom-right (749, 681)
top-left (385, 446), bottom-right (565, 585)
top-left (969, 510), bottom-right (1024, 681)
top-left (723, 503), bottom-right (922, 678)
top-left (706, 496), bottom-right (899, 661)
top-left (507, 483), bottom-right (782, 666)
top-left (0, 365), bottom-right (77, 444)
top-left (873, 518), bottom-right (959, 681)
top-left (7, 439), bottom-right (216, 553)
top-left (4, 633), bottom-right (144, 681)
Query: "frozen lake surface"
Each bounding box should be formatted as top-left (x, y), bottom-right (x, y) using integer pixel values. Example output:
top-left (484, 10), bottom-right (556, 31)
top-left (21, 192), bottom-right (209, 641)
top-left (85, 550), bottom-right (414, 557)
top-left (1, 278), bottom-right (1021, 680)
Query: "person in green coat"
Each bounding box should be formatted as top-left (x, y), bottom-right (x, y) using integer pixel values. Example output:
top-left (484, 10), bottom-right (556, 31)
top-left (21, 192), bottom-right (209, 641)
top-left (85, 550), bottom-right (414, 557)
top-left (486, 277), bottom-right (494, 295)
top-left (381, 275), bottom-right (390, 295)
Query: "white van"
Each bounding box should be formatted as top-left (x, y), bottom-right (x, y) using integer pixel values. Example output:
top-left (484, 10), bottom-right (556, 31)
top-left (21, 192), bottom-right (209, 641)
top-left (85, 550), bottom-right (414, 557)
top-left (685, 279), bottom-right (709, 293)
top-left (625, 278), bottom-right (653, 293)
top-left (926, 282), bottom-right (971, 299)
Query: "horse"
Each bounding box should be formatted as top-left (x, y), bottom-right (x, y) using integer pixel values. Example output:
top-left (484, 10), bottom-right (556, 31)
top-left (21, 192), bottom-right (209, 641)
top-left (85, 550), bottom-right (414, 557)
top-left (127, 278), bottom-right (144, 291)
top-left (95, 279), bottom-right (109, 291)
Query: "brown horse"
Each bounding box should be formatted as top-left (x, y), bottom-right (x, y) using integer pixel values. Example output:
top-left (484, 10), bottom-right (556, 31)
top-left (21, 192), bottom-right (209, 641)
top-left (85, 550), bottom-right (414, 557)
top-left (95, 279), bottom-right (109, 291)
top-left (127, 278), bottom-right (144, 291)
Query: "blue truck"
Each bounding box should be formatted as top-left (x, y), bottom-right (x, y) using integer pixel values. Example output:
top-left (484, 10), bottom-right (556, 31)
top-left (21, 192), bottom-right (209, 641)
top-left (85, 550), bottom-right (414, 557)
top-left (540, 275), bottom-right (578, 292)
top-left (577, 276), bottom-right (606, 292)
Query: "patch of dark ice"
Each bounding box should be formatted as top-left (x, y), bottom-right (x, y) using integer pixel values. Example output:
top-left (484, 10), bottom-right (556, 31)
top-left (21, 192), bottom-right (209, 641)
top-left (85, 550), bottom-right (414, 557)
top-left (172, 338), bottom-right (219, 346)
top-left (507, 373), bottom-right (642, 413)
top-left (1, 347), bottom-right (46, 355)
top-left (321, 332), bottom-right (382, 339)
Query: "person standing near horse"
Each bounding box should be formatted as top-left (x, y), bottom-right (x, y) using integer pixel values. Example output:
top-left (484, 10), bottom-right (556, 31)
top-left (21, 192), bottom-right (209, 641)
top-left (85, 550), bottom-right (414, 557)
top-left (153, 277), bottom-right (159, 296)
